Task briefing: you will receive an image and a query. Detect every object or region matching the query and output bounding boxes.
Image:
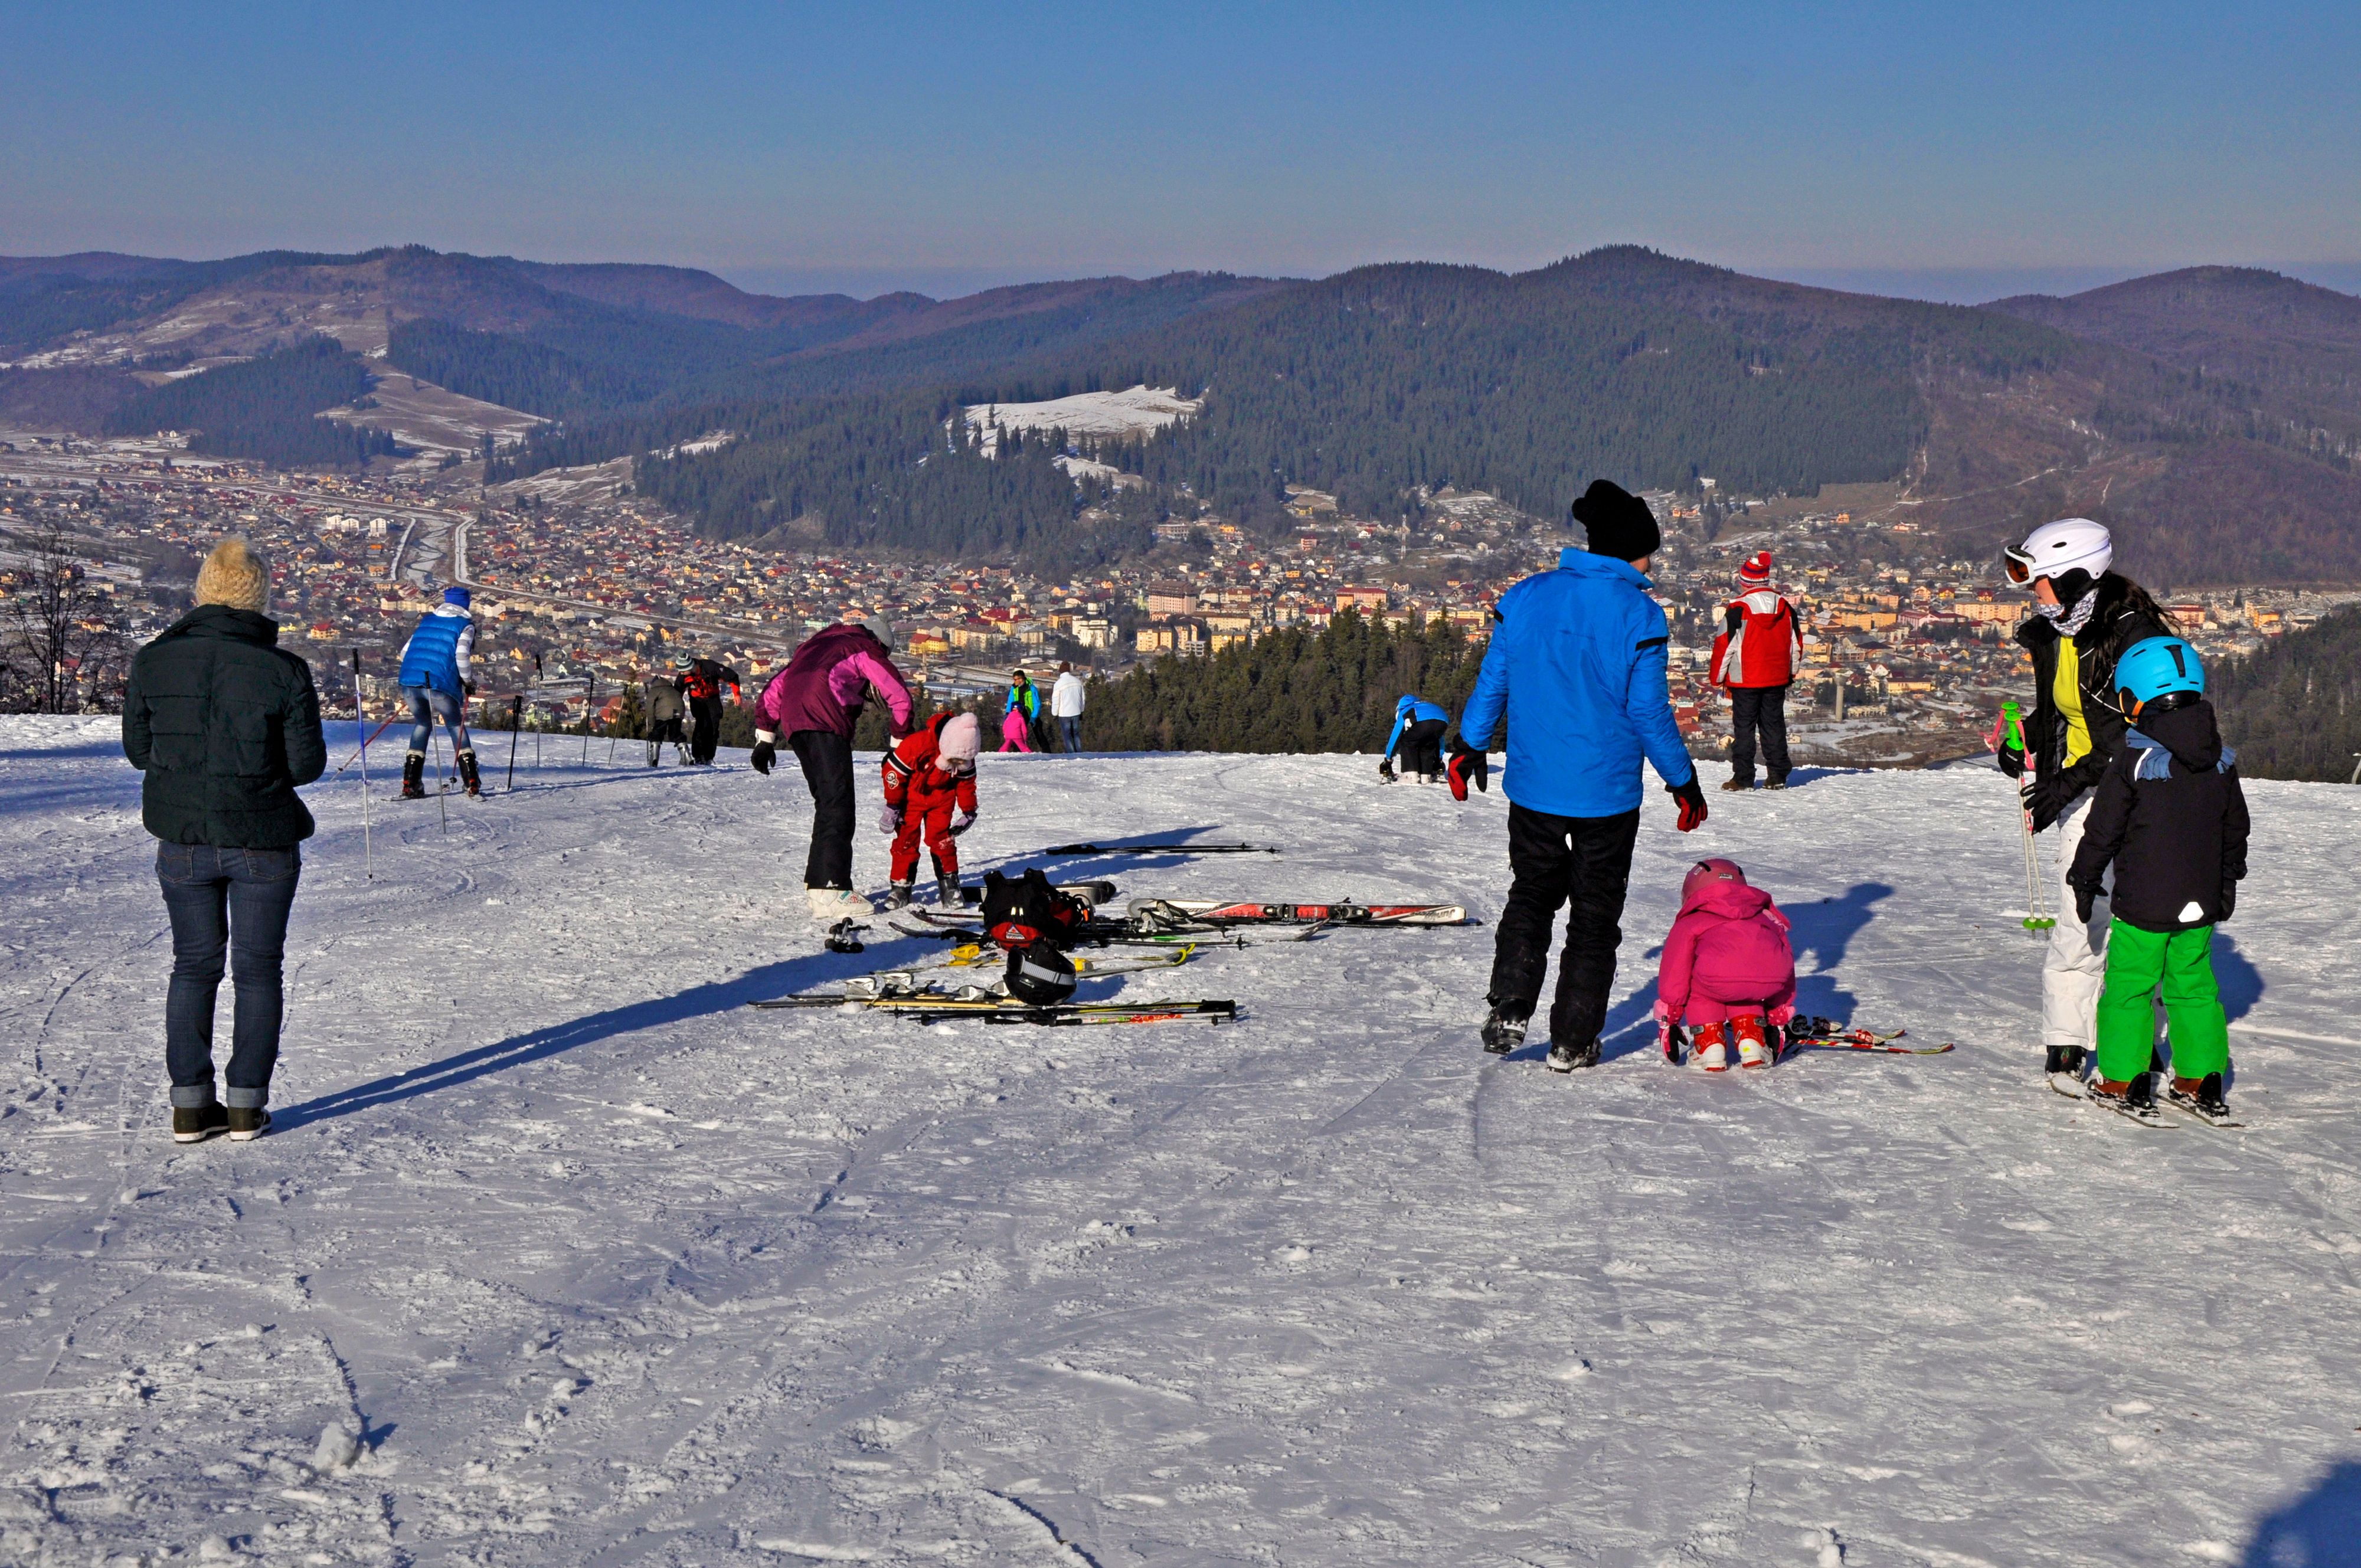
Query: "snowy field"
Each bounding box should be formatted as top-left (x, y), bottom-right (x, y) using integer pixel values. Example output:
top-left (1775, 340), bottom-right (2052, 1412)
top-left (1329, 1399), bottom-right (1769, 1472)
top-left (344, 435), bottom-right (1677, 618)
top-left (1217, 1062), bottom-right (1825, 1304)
top-left (4, 715), bottom-right (2360, 1567)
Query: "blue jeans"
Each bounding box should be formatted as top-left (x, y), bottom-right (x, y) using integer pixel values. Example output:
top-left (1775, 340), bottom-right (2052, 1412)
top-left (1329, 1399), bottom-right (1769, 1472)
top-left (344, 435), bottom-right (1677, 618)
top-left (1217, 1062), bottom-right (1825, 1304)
top-left (1058, 716), bottom-right (1083, 754)
top-left (403, 684), bottom-right (471, 755)
top-left (156, 844), bottom-right (302, 1108)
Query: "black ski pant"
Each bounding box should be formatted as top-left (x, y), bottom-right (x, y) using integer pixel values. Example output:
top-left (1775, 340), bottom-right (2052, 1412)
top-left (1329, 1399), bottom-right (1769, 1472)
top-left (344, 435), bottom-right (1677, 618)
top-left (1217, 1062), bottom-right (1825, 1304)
top-left (1488, 803), bottom-right (1641, 1050)
top-left (789, 729), bottom-right (856, 890)
top-left (688, 696), bottom-right (722, 764)
top-left (1397, 717), bottom-right (1447, 780)
top-left (1728, 683), bottom-right (1791, 785)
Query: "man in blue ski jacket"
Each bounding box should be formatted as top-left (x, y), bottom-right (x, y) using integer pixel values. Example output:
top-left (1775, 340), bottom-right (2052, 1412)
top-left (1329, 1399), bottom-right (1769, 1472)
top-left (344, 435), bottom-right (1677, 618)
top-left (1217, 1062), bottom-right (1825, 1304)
top-left (1455, 479), bottom-right (1708, 1071)
top-left (397, 585), bottom-right (482, 798)
top-left (1379, 694), bottom-right (1451, 783)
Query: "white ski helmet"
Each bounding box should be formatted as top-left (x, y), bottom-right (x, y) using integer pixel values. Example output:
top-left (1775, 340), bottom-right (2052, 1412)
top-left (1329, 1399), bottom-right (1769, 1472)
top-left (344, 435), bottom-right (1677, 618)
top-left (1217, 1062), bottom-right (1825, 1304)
top-left (2004, 517), bottom-right (2113, 588)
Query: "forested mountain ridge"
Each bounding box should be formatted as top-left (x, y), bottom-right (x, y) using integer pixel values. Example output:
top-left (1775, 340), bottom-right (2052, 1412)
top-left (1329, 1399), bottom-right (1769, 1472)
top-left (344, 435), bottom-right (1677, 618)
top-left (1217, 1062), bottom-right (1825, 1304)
top-left (2212, 604), bottom-right (2361, 781)
top-left (13, 243), bottom-right (2361, 587)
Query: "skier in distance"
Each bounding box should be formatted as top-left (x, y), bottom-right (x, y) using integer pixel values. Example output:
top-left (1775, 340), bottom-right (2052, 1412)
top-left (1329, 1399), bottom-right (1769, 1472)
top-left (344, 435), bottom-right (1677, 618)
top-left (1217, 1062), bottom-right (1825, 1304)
top-left (1379, 694), bottom-right (1451, 784)
top-left (1711, 550), bottom-right (1804, 791)
top-left (1997, 518), bottom-right (2173, 1083)
top-left (397, 585), bottom-right (482, 798)
top-left (748, 616), bottom-right (914, 920)
top-left (675, 656), bottom-right (741, 767)
top-left (1049, 661), bottom-right (1088, 753)
top-left (640, 667), bottom-right (688, 767)
top-left (1457, 479), bottom-right (1708, 1071)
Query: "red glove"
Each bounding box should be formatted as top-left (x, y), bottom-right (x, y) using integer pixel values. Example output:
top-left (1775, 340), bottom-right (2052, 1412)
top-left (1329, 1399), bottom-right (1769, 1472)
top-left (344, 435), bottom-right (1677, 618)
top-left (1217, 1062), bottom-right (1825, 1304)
top-left (1667, 775), bottom-right (1708, 833)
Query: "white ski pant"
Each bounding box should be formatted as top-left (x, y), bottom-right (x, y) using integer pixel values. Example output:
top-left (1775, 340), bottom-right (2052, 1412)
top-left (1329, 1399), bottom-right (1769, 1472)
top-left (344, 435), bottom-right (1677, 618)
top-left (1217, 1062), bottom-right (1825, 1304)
top-left (2042, 795), bottom-right (2113, 1050)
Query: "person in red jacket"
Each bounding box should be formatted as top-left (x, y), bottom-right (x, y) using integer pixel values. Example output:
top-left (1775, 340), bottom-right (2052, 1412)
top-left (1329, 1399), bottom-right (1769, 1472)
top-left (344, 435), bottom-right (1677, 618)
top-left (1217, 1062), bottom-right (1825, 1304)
top-left (879, 711), bottom-right (983, 908)
top-left (1711, 550), bottom-right (1804, 790)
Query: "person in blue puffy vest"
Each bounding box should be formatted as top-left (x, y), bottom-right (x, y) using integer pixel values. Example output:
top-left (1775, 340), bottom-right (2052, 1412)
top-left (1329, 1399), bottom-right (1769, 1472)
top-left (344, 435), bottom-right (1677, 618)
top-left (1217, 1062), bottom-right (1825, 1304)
top-left (1379, 695), bottom-right (1451, 783)
top-left (397, 585), bottom-right (481, 798)
top-left (1454, 480), bottom-right (1709, 1072)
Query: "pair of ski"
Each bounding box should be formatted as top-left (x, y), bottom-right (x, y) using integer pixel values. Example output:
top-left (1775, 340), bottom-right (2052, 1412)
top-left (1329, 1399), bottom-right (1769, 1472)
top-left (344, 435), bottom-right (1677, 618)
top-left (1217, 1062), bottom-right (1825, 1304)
top-left (892, 898), bottom-right (1467, 945)
top-left (2048, 1071), bottom-right (2245, 1130)
top-left (1662, 1025), bottom-right (1953, 1071)
top-left (754, 992), bottom-right (1235, 1027)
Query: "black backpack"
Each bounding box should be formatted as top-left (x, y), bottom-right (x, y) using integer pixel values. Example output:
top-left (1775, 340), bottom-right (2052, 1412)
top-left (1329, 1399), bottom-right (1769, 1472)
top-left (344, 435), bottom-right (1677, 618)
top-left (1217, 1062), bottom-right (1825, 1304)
top-left (980, 868), bottom-right (1088, 952)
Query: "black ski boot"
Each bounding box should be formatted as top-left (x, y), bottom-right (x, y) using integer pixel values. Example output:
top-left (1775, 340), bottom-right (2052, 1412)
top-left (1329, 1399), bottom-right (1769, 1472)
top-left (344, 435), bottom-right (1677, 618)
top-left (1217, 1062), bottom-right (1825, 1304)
top-left (2044, 1043), bottom-right (2087, 1076)
top-left (400, 751), bottom-right (427, 800)
top-left (937, 874), bottom-right (978, 907)
top-left (647, 741), bottom-right (659, 767)
top-left (456, 749), bottom-right (483, 797)
top-left (1546, 1039), bottom-right (1601, 1073)
top-left (883, 881), bottom-right (915, 911)
top-left (1480, 1004), bottom-right (1529, 1055)
top-left (2166, 1071), bottom-right (2234, 1124)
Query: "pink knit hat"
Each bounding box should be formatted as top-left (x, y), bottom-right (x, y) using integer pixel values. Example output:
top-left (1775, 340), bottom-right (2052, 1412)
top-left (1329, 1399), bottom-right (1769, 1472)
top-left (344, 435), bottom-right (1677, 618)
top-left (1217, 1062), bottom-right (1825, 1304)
top-left (938, 712), bottom-right (982, 764)
top-left (1737, 551), bottom-right (1773, 585)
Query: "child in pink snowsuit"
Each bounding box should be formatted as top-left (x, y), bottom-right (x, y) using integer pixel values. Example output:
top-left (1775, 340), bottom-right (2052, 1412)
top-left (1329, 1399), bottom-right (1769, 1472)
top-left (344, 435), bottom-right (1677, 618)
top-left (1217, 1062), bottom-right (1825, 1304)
top-left (1654, 858), bottom-right (1797, 1071)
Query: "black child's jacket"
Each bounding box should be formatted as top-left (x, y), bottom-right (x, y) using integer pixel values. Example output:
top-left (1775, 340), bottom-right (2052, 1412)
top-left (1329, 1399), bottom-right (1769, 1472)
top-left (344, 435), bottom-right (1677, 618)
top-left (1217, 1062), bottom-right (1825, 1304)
top-left (2068, 698), bottom-right (2249, 933)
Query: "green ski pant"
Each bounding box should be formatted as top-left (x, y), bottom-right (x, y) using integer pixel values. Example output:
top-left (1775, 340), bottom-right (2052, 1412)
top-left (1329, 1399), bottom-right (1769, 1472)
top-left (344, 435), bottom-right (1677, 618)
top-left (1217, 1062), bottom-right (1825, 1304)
top-left (2094, 920), bottom-right (2228, 1085)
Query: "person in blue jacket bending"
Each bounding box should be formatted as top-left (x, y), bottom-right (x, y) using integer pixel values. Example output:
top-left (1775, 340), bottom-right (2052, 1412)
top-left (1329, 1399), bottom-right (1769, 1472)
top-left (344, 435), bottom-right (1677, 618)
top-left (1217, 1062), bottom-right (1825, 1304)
top-left (397, 585), bottom-right (481, 798)
top-left (1454, 479), bottom-right (1709, 1072)
top-left (1379, 695), bottom-right (1451, 783)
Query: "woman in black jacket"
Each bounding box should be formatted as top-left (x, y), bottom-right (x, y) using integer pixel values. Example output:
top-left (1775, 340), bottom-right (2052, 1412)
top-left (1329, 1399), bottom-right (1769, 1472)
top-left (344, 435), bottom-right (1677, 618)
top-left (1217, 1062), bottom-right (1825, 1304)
top-left (1998, 518), bottom-right (2172, 1081)
top-left (122, 539), bottom-right (325, 1143)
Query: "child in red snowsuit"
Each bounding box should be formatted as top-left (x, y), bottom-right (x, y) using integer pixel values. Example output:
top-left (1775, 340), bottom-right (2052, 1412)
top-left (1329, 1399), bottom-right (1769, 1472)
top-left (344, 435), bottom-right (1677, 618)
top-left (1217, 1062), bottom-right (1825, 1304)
top-left (1653, 858), bottom-right (1797, 1071)
top-left (881, 711), bottom-right (982, 908)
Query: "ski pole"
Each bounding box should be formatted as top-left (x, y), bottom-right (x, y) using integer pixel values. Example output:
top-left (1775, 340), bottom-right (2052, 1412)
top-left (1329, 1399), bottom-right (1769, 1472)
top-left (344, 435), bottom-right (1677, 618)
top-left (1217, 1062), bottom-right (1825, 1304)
top-left (331, 716), bottom-right (400, 778)
top-left (506, 695), bottom-right (523, 791)
top-left (351, 650), bottom-right (372, 882)
top-left (532, 654), bottom-right (544, 774)
top-left (2001, 701), bottom-right (2053, 932)
top-left (431, 731), bottom-right (449, 836)
top-left (581, 675), bottom-right (595, 767)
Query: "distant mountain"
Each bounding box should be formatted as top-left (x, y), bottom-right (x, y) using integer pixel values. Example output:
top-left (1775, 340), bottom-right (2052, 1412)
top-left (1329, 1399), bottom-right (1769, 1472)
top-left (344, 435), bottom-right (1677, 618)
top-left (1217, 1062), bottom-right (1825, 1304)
top-left (2211, 603), bottom-right (2361, 781)
top-left (10, 242), bottom-right (2361, 587)
top-left (1989, 267), bottom-right (2361, 421)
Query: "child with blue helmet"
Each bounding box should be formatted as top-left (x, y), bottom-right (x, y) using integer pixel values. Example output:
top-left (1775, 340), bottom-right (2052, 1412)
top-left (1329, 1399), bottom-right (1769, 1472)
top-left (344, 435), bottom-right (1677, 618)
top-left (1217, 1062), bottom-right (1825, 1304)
top-left (2065, 634), bottom-right (2251, 1122)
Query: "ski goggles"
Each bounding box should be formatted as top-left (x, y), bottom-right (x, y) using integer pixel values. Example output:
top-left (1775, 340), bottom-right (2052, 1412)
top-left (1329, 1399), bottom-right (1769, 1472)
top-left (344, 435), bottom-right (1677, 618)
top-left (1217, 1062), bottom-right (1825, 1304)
top-left (2001, 544), bottom-right (2038, 585)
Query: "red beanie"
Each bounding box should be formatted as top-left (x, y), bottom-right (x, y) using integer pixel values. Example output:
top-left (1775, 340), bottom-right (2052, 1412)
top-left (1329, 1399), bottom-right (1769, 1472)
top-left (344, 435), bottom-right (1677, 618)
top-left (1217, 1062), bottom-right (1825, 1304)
top-left (1737, 551), bottom-right (1773, 585)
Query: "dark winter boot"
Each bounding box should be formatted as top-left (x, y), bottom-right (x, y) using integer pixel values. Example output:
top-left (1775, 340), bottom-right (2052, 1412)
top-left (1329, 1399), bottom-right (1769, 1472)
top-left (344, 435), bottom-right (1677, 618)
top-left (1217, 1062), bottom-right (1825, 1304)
top-left (2043, 1044), bottom-right (2087, 1079)
top-left (647, 741), bottom-right (659, 767)
top-left (937, 873), bottom-right (977, 907)
top-left (1480, 1003), bottom-right (1529, 1055)
top-left (456, 749), bottom-right (482, 797)
top-left (226, 1107), bottom-right (271, 1143)
top-left (172, 1102), bottom-right (227, 1144)
top-left (400, 751), bottom-right (427, 800)
top-left (883, 881), bottom-right (915, 911)
top-left (1720, 775), bottom-right (1754, 792)
top-left (1545, 1039), bottom-right (1601, 1073)
top-left (2167, 1071), bottom-right (2233, 1123)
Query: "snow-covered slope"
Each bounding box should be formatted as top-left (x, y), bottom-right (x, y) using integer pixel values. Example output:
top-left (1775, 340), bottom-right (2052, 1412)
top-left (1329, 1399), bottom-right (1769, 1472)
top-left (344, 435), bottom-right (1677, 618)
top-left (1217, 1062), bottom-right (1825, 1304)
top-left (4, 716), bottom-right (2359, 1566)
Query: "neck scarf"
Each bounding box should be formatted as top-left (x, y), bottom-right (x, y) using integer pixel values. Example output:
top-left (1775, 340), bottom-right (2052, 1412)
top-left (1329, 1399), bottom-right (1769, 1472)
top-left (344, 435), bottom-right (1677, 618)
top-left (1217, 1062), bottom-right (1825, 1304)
top-left (2039, 584), bottom-right (2101, 639)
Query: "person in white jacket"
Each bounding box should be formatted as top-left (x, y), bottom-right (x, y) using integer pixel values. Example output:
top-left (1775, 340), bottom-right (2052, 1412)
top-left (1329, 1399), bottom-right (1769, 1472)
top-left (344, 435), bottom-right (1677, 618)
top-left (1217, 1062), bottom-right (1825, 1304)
top-left (1049, 662), bottom-right (1088, 753)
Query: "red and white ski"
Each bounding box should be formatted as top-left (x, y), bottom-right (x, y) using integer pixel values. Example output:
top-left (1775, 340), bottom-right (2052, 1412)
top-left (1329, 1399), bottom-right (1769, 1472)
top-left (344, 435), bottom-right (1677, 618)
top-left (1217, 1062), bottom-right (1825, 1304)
top-left (1127, 898), bottom-right (1468, 927)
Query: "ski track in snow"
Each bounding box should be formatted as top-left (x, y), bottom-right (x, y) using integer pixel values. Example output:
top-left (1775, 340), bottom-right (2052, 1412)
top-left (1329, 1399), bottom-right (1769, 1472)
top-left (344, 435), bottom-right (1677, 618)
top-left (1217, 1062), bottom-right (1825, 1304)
top-left (4, 716), bottom-right (2359, 1566)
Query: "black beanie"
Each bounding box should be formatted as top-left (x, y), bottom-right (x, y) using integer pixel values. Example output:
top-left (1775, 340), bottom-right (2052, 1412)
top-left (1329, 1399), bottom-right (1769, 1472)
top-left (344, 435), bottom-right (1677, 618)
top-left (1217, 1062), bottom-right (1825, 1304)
top-left (1571, 480), bottom-right (1661, 561)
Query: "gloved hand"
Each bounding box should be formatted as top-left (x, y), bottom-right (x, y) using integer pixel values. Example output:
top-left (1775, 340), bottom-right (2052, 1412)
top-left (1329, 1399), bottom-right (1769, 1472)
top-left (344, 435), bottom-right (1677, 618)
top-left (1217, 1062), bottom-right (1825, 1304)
top-left (2072, 879), bottom-right (2099, 926)
top-left (877, 805), bottom-right (902, 835)
top-left (1378, 759), bottom-right (1395, 783)
top-left (463, 679), bottom-right (478, 698)
top-left (950, 811), bottom-right (977, 837)
top-left (2023, 773), bottom-right (2075, 832)
top-left (749, 739), bottom-right (776, 775)
top-left (1446, 739), bottom-right (1489, 801)
top-left (2219, 880), bottom-right (2237, 922)
top-left (1667, 774), bottom-right (1708, 832)
top-left (1996, 742), bottom-right (2024, 779)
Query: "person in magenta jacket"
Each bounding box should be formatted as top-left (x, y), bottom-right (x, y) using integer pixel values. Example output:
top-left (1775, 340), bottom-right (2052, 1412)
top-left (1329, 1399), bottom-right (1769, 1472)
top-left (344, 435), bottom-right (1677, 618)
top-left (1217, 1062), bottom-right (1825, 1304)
top-left (1653, 858), bottom-right (1797, 1071)
top-left (748, 617), bottom-right (914, 919)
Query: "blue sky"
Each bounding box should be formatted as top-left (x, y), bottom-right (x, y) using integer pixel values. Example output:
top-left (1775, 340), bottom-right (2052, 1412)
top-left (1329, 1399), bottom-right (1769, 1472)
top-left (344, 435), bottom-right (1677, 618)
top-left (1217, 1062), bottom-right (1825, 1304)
top-left (4, 2), bottom-right (2355, 302)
